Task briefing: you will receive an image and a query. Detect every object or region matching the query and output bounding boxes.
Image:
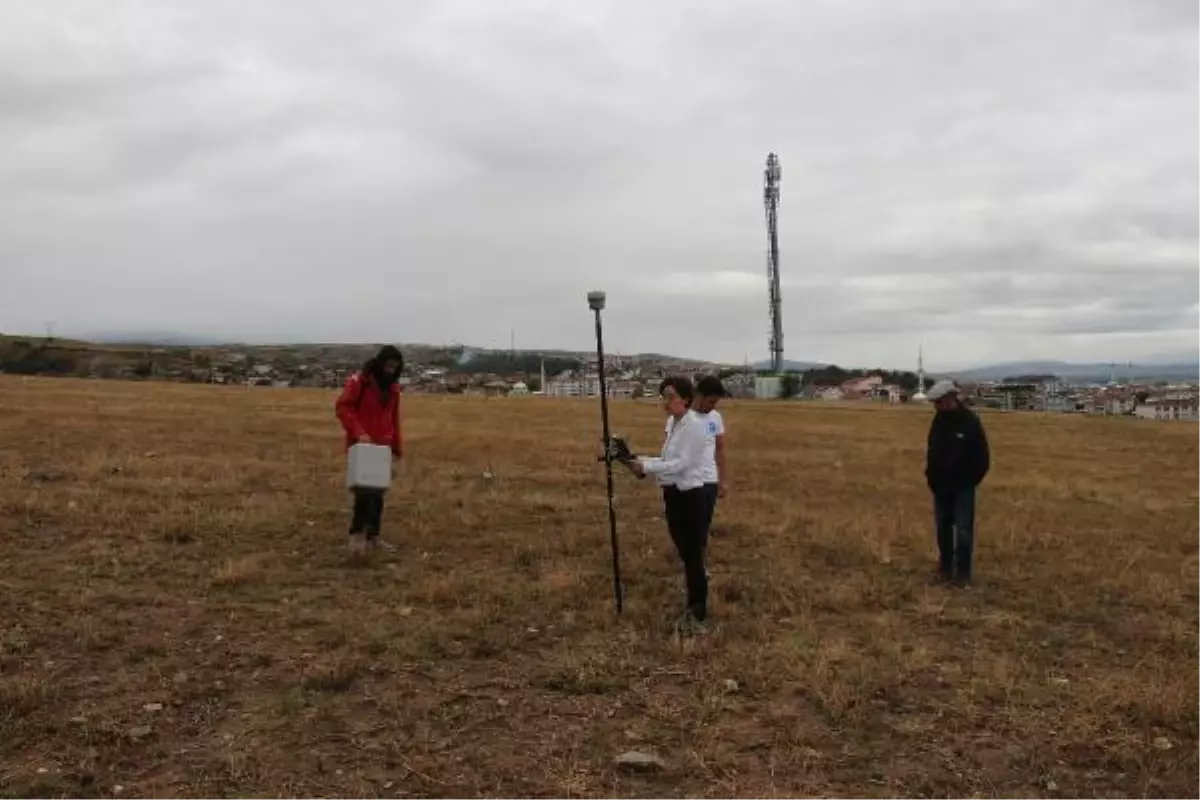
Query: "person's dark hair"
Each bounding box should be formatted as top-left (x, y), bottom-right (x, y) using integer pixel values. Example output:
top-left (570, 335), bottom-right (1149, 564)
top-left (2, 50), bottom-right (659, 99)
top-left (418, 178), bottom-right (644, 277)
top-left (695, 375), bottom-right (726, 398)
top-left (363, 344), bottom-right (404, 395)
top-left (658, 375), bottom-right (694, 406)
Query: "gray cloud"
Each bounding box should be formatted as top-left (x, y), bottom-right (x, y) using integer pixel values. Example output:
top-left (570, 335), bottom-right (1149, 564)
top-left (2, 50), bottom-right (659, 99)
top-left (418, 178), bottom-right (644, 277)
top-left (0, 0), bottom-right (1195, 369)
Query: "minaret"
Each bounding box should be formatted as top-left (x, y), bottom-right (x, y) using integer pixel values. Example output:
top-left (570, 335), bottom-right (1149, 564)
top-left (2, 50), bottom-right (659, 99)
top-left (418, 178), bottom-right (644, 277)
top-left (539, 358), bottom-right (546, 397)
top-left (912, 344), bottom-right (928, 402)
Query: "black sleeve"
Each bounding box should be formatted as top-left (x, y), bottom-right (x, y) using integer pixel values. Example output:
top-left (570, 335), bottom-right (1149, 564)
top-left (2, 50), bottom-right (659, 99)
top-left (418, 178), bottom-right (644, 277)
top-left (924, 423), bottom-right (936, 487)
top-left (969, 416), bottom-right (990, 485)
top-left (924, 435), bottom-right (932, 477)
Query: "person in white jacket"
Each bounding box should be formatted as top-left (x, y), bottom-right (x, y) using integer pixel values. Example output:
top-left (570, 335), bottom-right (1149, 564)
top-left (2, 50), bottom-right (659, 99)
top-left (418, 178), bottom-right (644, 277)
top-left (623, 375), bottom-right (712, 635)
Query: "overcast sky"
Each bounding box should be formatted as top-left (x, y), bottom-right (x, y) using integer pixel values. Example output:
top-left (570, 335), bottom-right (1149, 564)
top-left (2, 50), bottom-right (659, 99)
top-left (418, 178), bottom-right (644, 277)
top-left (1, 0), bottom-right (1196, 369)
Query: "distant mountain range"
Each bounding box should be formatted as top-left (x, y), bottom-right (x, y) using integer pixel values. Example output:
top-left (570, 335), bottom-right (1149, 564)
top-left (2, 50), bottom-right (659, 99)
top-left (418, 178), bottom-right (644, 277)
top-left (84, 330), bottom-right (234, 347)
top-left (751, 359), bottom-right (829, 372)
top-left (759, 354), bottom-right (1200, 382)
top-left (76, 331), bottom-right (721, 366)
top-left (943, 358), bottom-right (1200, 382)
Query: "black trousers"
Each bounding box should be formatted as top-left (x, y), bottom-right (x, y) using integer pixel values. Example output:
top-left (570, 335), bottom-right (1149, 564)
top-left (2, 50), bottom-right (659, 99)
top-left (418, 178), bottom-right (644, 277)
top-left (662, 485), bottom-right (709, 620)
top-left (700, 482), bottom-right (719, 538)
top-left (349, 489), bottom-right (385, 538)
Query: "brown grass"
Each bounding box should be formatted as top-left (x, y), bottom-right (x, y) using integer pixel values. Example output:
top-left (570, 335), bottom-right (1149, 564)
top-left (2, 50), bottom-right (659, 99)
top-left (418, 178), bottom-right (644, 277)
top-left (0, 375), bottom-right (1196, 798)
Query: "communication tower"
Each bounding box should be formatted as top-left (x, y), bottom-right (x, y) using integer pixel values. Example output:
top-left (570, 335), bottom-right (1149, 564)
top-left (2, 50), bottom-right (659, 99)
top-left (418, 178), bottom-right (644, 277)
top-left (764, 153), bottom-right (784, 374)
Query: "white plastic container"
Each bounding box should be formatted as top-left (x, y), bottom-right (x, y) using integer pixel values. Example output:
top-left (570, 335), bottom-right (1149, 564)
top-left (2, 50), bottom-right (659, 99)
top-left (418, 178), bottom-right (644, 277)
top-left (346, 443), bottom-right (392, 491)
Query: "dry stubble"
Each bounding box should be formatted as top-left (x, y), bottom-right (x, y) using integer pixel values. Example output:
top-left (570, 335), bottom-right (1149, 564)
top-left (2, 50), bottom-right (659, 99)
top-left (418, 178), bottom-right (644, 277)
top-left (0, 376), bottom-right (1196, 798)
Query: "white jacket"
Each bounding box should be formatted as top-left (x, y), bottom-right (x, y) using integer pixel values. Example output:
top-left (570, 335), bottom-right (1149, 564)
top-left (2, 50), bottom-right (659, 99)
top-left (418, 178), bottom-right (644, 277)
top-left (639, 410), bottom-right (707, 490)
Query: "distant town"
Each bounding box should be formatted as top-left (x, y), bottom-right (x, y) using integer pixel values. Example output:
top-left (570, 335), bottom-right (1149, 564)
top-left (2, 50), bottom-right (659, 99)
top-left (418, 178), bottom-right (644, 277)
top-left (1, 334), bottom-right (1196, 421)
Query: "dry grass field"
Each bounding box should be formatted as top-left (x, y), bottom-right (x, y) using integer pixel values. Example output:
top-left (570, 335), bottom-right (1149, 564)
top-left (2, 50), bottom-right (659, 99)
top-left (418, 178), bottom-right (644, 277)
top-left (1, 376), bottom-right (1197, 798)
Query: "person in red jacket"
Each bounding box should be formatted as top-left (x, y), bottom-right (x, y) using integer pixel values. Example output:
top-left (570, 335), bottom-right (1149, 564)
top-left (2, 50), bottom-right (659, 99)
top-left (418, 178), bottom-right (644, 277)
top-left (335, 344), bottom-right (405, 552)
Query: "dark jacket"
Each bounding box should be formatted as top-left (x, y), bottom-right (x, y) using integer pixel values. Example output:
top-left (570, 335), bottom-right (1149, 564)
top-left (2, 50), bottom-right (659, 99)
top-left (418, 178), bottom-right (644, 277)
top-left (925, 405), bottom-right (989, 494)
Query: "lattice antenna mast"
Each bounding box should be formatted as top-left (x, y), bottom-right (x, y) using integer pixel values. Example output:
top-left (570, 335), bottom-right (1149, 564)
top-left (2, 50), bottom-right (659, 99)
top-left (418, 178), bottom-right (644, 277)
top-left (764, 153), bottom-right (784, 374)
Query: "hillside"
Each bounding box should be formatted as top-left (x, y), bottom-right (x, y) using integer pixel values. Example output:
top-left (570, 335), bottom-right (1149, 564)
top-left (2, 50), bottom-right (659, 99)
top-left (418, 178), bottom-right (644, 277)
top-left (0, 377), bottom-right (1196, 796)
top-left (6, 332), bottom-right (1198, 385)
top-left (0, 334), bottom-right (715, 382)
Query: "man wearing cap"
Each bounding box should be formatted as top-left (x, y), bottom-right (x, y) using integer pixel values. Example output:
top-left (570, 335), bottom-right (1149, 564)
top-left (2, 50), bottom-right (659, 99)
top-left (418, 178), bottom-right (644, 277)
top-left (924, 380), bottom-right (990, 585)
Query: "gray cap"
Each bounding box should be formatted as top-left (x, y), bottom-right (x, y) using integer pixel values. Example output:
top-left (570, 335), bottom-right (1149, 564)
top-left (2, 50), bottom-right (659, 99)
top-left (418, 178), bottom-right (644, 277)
top-left (926, 380), bottom-right (958, 401)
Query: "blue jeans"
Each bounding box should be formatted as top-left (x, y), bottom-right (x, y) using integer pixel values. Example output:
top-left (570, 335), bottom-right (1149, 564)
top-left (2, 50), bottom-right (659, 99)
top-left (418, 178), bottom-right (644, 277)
top-left (933, 486), bottom-right (976, 579)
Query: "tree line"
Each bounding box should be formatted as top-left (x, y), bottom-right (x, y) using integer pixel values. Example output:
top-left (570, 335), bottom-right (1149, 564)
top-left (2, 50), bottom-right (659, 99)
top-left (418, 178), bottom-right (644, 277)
top-left (0, 339), bottom-right (80, 376)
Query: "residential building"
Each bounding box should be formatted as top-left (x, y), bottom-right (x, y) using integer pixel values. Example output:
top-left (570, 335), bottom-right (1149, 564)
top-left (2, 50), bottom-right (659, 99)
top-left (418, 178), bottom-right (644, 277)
top-left (544, 376), bottom-right (636, 399)
top-left (871, 384), bottom-right (905, 404)
top-left (1135, 394), bottom-right (1199, 421)
top-left (841, 375), bottom-right (883, 395)
top-left (754, 375), bottom-right (782, 399)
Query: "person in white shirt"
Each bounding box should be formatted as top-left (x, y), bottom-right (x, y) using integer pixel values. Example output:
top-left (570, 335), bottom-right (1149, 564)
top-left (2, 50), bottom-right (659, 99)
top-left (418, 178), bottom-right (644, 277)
top-left (663, 375), bottom-right (728, 542)
top-left (691, 375), bottom-right (728, 538)
top-left (622, 376), bottom-right (711, 635)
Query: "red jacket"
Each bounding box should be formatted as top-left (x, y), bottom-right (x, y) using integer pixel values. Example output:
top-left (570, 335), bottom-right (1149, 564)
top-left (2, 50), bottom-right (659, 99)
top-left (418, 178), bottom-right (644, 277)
top-left (335, 371), bottom-right (404, 457)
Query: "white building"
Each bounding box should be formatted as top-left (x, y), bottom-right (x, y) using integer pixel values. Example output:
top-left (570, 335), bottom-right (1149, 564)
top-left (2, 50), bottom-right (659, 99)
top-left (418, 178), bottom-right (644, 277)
top-left (755, 376), bottom-right (782, 399)
top-left (545, 377), bottom-right (635, 399)
top-left (873, 384), bottom-right (904, 404)
top-left (1135, 396), bottom-right (1199, 421)
top-left (545, 378), bottom-right (595, 397)
top-left (1103, 396), bottom-right (1136, 415)
top-left (1043, 394), bottom-right (1077, 413)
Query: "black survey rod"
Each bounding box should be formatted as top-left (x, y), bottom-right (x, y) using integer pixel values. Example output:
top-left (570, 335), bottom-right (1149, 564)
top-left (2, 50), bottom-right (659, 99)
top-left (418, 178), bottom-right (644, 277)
top-left (587, 290), bottom-right (623, 614)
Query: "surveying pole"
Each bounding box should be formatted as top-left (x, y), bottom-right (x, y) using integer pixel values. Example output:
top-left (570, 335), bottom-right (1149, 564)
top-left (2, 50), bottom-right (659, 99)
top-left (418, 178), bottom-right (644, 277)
top-left (587, 290), bottom-right (623, 614)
